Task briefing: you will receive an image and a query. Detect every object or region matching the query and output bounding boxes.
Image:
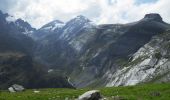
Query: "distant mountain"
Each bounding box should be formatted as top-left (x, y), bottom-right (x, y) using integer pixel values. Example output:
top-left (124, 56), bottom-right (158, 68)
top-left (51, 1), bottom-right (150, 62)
top-left (58, 15), bottom-right (93, 40)
top-left (33, 13), bottom-right (170, 88)
top-left (33, 15), bottom-right (95, 70)
top-left (14, 18), bottom-right (36, 35)
top-left (0, 11), bottom-right (73, 89)
top-left (0, 11), bottom-right (34, 54)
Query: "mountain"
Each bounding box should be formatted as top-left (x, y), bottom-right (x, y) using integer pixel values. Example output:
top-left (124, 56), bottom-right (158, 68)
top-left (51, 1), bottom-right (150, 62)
top-left (33, 13), bottom-right (170, 88)
top-left (33, 15), bottom-right (95, 70)
top-left (1, 10), bottom-right (170, 89)
top-left (105, 14), bottom-right (170, 86)
top-left (0, 11), bottom-right (73, 89)
top-left (0, 11), bottom-right (34, 54)
top-left (58, 15), bottom-right (92, 40)
top-left (14, 18), bottom-right (36, 35)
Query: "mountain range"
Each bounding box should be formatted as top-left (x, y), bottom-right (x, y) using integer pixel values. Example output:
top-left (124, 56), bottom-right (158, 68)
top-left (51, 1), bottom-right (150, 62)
top-left (0, 10), bottom-right (170, 89)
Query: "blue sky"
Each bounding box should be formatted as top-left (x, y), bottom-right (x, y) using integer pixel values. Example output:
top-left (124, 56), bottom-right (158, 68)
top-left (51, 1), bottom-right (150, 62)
top-left (0, 0), bottom-right (169, 28)
top-left (136, 0), bottom-right (158, 4)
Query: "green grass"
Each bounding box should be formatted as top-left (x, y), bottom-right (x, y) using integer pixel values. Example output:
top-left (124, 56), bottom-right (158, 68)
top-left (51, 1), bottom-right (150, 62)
top-left (0, 83), bottom-right (170, 100)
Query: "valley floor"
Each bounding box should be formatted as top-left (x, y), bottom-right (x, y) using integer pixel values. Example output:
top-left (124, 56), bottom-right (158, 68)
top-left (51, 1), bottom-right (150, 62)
top-left (0, 83), bottom-right (170, 100)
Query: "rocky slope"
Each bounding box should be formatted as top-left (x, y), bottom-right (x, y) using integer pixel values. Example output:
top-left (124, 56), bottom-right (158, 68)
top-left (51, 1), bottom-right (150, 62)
top-left (33, 13), bottom-right (170, 88)
top-left (106, 29), bottom-right (170, 87)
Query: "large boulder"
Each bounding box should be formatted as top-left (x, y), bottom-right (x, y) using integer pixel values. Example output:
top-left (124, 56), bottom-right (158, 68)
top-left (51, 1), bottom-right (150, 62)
top-left (8, 84), bottom-right (25, 92)
top-left (78, 90), bottom-right (102, 100)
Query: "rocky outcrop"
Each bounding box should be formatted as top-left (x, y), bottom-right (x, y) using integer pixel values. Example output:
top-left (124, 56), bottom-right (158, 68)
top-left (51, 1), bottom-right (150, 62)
top-left (144, 13), bottom-right (163, 22)
top-left (106, 30), bottom-right (170, 86)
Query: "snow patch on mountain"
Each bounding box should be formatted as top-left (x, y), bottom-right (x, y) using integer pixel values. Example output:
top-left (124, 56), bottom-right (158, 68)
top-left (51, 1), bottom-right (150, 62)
top-left (40, 20), bottom-right (65, 32)
top-left (52, 22), bottom-right (65, 31)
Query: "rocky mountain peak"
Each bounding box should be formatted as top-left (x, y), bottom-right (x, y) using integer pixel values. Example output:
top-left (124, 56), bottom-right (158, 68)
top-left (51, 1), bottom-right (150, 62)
top-left (15, 18), bottom-right (34, 29)
top-left (76, 15), bottom-right (90, 21)
top-left (14, 18), bottom-right (36, 35)
top-left (144, 13), bottom-right (163, 22)
top-left (69, 15), bottom-right (91, 24)
top-left (53, 20), bottom-right (64, 23)
top-left (15, 18), bottom-right (25, 23)
top-left (41, 20), bottom-right (64, 29)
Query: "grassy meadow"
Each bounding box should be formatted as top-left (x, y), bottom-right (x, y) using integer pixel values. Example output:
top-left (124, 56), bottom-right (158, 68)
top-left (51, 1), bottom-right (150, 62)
top-left (0, 83), bottom-right (170, 100)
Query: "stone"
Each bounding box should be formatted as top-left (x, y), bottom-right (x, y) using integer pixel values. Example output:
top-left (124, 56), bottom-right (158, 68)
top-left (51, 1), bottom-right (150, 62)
top-left (8, 87), bottom-right (16, 93)
top-left (77, 90), bottom-right (102, 100)
top-left (8, 84), bottom-right (25, 92)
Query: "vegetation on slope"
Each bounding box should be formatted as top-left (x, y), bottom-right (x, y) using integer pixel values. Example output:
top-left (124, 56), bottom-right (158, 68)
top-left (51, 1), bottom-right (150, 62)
top-left (0, 83), bottom-right (170, 100)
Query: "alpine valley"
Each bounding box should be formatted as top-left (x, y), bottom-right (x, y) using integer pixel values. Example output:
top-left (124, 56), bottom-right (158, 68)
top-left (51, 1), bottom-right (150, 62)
top-left (0, 10), bottom-right (170, 90)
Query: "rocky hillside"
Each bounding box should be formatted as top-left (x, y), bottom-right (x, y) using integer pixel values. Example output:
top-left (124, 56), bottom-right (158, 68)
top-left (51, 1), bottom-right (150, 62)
top-left (33, 13), bottom-right (170, 88)
top-left (106, 29), bottom-right (170, 87)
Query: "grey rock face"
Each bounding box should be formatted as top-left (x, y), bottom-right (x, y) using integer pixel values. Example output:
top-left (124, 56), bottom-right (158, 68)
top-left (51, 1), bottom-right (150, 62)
top-left (106, 30), bottom-right (170, 87)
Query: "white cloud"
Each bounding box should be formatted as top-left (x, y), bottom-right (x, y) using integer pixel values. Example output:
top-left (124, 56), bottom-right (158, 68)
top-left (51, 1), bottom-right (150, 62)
top-left (2, 0), bottom-right (170, 28)
top-left (96, 0), bottom-right (170, 25)
top-left (6, 0), bottom-right (95, 28)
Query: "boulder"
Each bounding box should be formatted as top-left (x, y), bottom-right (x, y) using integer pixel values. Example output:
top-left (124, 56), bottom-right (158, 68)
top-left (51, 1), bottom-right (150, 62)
top-left (8, 84), bottom-right (25, 92)
top-left (77, 90), bottom-right (102, 100)
top-left (8, 87), bottom-right (16, 93)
